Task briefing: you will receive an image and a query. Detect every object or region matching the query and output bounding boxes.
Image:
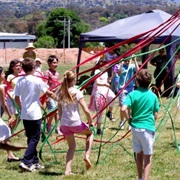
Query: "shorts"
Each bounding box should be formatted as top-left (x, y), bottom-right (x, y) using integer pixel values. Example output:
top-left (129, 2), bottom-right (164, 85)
top-left (60, 122), bottom-right (89, 136)
top-left (119, 90), bottom-right (128, 106)
top-left (118, 87), bottom-right (134, 106)
top-left (47, 98), bottom-right (58, 111)
top-left (132, 128), bottom-right (155, 155)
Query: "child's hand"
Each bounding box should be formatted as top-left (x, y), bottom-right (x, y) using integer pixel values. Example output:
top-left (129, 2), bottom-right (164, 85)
top-left (88, 120), bottom-right (93, 126)
top-left (8, 117), bottom-right (13, 125)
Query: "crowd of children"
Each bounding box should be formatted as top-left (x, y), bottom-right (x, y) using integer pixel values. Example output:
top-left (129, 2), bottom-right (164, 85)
top-left (0, 43), bottom-right (163, 180)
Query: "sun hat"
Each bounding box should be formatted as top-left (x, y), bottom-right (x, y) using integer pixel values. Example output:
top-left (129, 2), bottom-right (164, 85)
top-left (25, 43), bottom-right (35, 50)
top-left (35, 58), bottom-right (42, 64)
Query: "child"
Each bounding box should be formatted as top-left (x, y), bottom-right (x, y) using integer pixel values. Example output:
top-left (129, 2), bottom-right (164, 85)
top-left (121, 69), bottom-right (159, 180)
top-left (118, 56), bottom-right (139, 129)
top-left (110, 63), bottom-right (120, 95)
top-left (89, 58), bottom-right (116, 135)
top-left (5, 59), bottom-right (22, 130)
top-left (44, 55), bottom-right (60, 134)
top-left (14, 57), bottom-right (56, 172)
top-left (0, 66), bottom-right (21, 162)
top-left (34, 58), bottom-right (43, 76)
top-left (176, 73), bottom-right (180, 109)
top-left (56, 70), bottom-right (93, 175)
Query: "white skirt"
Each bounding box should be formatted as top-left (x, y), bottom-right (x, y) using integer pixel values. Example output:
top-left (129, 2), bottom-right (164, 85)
top-left (0, 118), bottom-right (11, 142)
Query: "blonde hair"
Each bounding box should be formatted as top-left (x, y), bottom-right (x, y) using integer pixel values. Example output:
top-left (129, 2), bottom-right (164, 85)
top-left (57, 70), bottom-right (76, 104)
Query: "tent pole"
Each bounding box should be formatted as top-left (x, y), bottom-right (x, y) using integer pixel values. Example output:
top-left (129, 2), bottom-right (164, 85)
top-left (76, 42), bottom-right (84, 77)
top-left (141, 45), bottom-right (149, 68)
top-left (164, 43), bottom-right (174, 97)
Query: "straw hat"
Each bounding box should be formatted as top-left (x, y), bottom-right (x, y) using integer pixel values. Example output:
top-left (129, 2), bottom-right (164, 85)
top-left (25, 43), bottom-right (35, 50)
top-left (35, 58), bottom-right (42, 64)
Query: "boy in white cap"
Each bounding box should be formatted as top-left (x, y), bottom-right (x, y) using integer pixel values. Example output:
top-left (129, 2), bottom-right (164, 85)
top-left (34, 58), bottom-right (43, 76)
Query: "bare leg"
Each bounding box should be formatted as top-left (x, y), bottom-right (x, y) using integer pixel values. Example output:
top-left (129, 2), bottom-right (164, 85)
top-left (5, 140), bottom-right (19, 159)
top-left (108, 106), bottom-right (113, 112)
top-left (136, 151), bottom-right (143, 179)
top-left (81, 129), bottom-right (93, 170)
top-left (65, 135), bottom-right (76, 175)
top-left (10, 114), bottom-right (20, 132)
top-left (144, 154), bottom-right (152, 180)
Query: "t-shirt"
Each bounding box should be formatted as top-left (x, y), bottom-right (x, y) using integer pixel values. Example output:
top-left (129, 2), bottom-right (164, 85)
top-left (123, 87), bottom-right (159, 132)
top-left (14, 75), bottom-right (49, 120)
top-left (61, 86), bottom-right (84, 127)
top-left (23, 51), bottom-right (36, 59)
top-left (150, 55), bottom-right (168, 72)
top-left (118, 63), bottom-right (135, 90)
top-left (7, 74), bottom-right (20, 89)
top-left (44, 69), bottom-right (59, 91)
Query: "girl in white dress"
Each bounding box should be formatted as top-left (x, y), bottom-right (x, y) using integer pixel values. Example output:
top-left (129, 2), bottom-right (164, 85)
top-left (0, 67), bottom-right (21, 161)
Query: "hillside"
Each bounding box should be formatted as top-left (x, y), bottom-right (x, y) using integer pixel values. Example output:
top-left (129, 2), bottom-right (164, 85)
top-left (0, 0), bottom-right (178, 11)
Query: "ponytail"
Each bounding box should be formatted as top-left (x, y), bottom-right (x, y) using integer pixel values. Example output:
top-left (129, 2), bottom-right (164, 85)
top-left (57, 70), bottom-right (76, 104)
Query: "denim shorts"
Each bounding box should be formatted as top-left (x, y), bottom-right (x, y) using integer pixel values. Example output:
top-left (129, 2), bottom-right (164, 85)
top-left (132, 128), bottom-right (155, 155)
top-left (47, 98), bottom-right (58, 111)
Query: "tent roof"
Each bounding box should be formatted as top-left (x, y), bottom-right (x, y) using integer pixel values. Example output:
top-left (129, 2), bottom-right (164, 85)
top-left (0, 32), bottom-right (36, 40)
top-left (80, 9), bottom-right (180, 43)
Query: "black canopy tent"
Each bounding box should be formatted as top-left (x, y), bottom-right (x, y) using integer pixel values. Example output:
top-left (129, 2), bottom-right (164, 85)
top-left (77, 10), bottom-right (180, 93)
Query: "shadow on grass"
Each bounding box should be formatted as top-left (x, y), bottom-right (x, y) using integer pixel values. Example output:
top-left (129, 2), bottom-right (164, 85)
top-left (39, 171), bottom-right (63, 176)
top-left (108, 127), bottom-right (120, 131)
top-left (166, 127), bottom-right (180, 130)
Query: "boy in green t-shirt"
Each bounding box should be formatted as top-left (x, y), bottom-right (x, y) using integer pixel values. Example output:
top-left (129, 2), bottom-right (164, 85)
top-left (121, 69), bottom-right (159, 180)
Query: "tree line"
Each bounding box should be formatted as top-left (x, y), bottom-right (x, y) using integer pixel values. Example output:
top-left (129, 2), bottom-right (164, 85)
top-left (0, 3), bottom-right (179, 48)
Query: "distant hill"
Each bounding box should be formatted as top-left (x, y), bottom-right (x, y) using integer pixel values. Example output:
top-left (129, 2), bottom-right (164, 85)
top-left (0, 0), bottom-right (178, 11)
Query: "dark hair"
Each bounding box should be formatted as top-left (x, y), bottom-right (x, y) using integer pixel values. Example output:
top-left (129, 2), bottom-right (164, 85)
top-left (136, 69), bottom-right (152, 88)
top-left (0, 67), bottom-right (3, 75)
top-left (5, 59), bottom-right (20, 78)
top-left (96, 57), bottom-right (107, 66)
top-left (47, 55), bottom-right (59, 66)
top-left (22, 58), bottom-right (35, 73)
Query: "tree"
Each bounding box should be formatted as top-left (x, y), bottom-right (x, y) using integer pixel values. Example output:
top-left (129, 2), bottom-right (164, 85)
top-left (34, 36), bottom-right (56, 48)
top-left (37, 8), bottom-right (91, 48)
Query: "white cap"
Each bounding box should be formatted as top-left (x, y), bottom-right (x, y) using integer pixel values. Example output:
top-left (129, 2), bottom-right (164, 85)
top-left (35, 58), bottom-right (42, 64)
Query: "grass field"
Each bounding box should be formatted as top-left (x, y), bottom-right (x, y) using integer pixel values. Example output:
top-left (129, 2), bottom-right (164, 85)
top-left (1, 61), bottom-right (180, 180)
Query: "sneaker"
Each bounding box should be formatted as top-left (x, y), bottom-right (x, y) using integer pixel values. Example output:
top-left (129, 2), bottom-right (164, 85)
top-left (19, 162), bottom-right (36, 172)
top-left (97, 129), bottom-right (102, 135)
top-left (128, 125), bottom-right (131, 131)
top-left (34, 163), bottom-right (45, 169)
top-left (106, 111), bottom-right (116, 122)
top-left (119, 121), bottom-right (124, 130)
top-left (55, 128), bottom-right (63, 135)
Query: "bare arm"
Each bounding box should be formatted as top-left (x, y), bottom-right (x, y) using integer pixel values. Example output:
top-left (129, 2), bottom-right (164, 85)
top-left (118, 62), bottom-right (123, 76)
top-left (46, 89), bottom-right (58, 101)
top-left (150, 56), bottom-right (156, 66)
top-left (154, 112), bottom-right (158, 120)
top-left (132, 56), bottom-right (139, 71)
top-left (96, 76), bottom-right (110, 88)
top-left (58, 103), bottom-right (62, 120)
top-left (15, 96), bottom-right (21, 112)
top-left (79, 97), bottom-right (93, 126)
top-left (0, 87), bottom-right (13, 122)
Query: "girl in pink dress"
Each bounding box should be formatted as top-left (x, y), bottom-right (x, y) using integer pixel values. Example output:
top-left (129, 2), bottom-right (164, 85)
top-left (89, 58), bottom-right (116, 135)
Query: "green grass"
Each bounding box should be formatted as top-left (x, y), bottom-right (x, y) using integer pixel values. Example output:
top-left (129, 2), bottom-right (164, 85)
top-left (1, 61), bottom-right (180, 179)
